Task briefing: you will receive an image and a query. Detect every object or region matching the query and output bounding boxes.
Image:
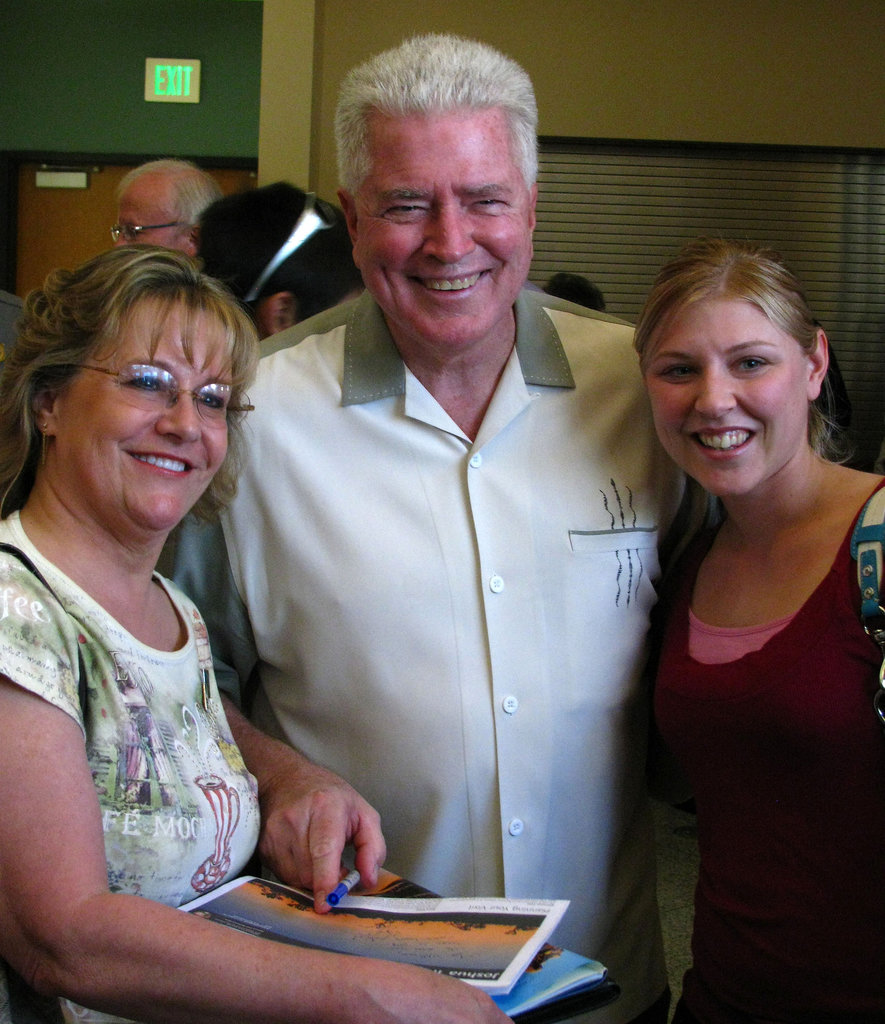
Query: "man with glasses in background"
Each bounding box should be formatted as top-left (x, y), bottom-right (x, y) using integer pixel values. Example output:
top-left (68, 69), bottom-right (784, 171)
top-left (111, 158), bottom-right (221, 255)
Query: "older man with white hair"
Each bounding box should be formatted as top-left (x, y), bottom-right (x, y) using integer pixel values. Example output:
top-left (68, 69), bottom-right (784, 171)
top-left (111, 158), bottom-right (221, 255)
top-left (176, 34), bottom-right (686, 1024)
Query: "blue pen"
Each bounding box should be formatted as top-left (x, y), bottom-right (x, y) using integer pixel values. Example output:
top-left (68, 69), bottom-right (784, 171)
top-left (327, 868), bottom-right (361, 906)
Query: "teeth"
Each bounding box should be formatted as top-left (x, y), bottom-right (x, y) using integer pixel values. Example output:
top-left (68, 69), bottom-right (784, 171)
top-left (698, 430), bottom-right (750, 450)
top-left (135, 454), bottom-right (188, 473)
top-left (425, 274), bottom-right (480, 291)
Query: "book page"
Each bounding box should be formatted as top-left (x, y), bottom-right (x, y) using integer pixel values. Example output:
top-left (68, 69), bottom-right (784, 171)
top-left (185, 876), bottom-right (568, 995)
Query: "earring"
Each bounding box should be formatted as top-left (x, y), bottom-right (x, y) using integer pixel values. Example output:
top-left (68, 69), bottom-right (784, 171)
top-left (39, 424), bottom-right (48, 466)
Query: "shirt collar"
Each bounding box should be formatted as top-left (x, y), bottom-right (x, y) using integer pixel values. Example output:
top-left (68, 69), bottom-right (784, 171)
top-left (341, 288), bottom-right (575, 407)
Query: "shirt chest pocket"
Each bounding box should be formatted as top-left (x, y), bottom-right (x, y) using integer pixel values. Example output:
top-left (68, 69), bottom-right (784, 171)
top-left (567, 527), bottom-right (661, 610)
top-left (568, 527), bottom-right (657, 555)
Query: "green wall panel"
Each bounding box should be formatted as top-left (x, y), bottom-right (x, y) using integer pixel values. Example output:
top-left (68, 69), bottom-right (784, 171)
top-left (0, 0), bottom-right (262, 157)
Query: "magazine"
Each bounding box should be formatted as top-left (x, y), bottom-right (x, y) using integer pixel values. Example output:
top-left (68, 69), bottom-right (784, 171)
top-left (184, 874), bottom-right (569, 997)
top-left (494, 945), bottom-right (619, 1022)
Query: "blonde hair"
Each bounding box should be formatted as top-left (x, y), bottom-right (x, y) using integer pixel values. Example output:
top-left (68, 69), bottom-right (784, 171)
top-left (1, 246), bottom-right (258, 519)
top-left (634, 237), bottom-right (843, 460)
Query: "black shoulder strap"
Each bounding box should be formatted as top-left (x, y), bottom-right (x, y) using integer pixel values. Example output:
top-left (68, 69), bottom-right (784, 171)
top-left (0, 542), bottom-right (88, 711)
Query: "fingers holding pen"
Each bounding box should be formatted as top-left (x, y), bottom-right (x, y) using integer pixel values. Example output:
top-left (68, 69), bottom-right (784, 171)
top-left (246, 739), bottom-right (386, 909)
top-left (309, 790), bottom-right (386, 913)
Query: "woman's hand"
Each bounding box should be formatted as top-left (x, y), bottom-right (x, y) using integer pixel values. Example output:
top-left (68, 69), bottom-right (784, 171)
top-left (330, 958), bottom-right (512, 1024)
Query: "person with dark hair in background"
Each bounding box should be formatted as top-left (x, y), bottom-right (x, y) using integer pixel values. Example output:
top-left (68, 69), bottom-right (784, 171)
top-left (198, 182), bottom-right (363, 340)
top-left (544, 272), bottom-right (606, 312)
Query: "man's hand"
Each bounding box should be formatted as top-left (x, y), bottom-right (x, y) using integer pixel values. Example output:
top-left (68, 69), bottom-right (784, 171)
top-left (222, 697), bottom-right (386, 911)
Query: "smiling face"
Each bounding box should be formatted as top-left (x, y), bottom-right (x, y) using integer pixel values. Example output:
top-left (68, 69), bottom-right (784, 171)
top-left (337, 107), bottom-right (537, 367)
top-left (642, 297), bottom-right (828, 501)
top-left (36, 300), bottom-right (230, 545)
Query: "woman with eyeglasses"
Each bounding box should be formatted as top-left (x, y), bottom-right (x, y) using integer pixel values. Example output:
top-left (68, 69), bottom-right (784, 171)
top-left (0, 247), bottom-right (507, 1024)
top-left (636, 237), bottom-right (885, 1024)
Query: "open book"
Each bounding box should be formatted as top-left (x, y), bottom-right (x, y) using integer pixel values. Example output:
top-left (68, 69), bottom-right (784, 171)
top-left (185, 873), bottom-right (567, 996)
top-left (184, 870), bottom-right (618, 1019)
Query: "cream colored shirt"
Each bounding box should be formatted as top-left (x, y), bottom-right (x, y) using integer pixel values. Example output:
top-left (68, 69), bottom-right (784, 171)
top-left (175, 290), bottom-right (685, 1023)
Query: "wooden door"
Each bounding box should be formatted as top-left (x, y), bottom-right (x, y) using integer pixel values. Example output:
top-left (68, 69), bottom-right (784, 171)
top-left (15, 162), bottom-right (255, 298)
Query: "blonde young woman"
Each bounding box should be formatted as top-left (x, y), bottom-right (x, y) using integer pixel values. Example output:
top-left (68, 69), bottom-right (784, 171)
top-left (635, 238), bottom-right (885, 1024)
top-left (0, 247), bottom-right (506, 1024)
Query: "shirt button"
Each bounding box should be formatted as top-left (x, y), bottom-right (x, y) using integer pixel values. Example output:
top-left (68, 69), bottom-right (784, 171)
top-left (502, 695), bottom-right (519, 715)
top-left (489, 574), bottom-right (504, 593)
top-left (469, 453), bottom-right (483, 468)
top-left (508, 818), bottom-right (524, 837)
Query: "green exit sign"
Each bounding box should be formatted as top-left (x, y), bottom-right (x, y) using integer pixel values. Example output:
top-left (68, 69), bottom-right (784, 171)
top-left (145, 59), bottom-right (201, 103)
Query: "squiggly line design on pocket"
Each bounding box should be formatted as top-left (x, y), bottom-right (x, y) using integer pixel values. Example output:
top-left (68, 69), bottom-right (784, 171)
top-left (599, 479), bottom-right (644, 606)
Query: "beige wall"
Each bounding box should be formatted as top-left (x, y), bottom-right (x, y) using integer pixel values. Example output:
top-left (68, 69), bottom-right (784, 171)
top-left (257, 0), bottom-right (316, 186)
top-left (260, 0), bottom-right (885, 197)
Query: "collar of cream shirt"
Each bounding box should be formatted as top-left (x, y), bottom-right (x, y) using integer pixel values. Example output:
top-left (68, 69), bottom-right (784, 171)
top-left (340, 288), bottom-right (578, 407)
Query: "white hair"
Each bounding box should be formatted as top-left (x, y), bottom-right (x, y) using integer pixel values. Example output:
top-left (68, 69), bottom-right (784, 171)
top-left (116, 159), bottom-right (222, 225)
top-left (335, 34), bottom-right (538, 193)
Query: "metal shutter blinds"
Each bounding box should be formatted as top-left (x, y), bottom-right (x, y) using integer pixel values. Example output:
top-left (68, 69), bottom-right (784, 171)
top-left (529, 141), bottom-right (885, 469)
